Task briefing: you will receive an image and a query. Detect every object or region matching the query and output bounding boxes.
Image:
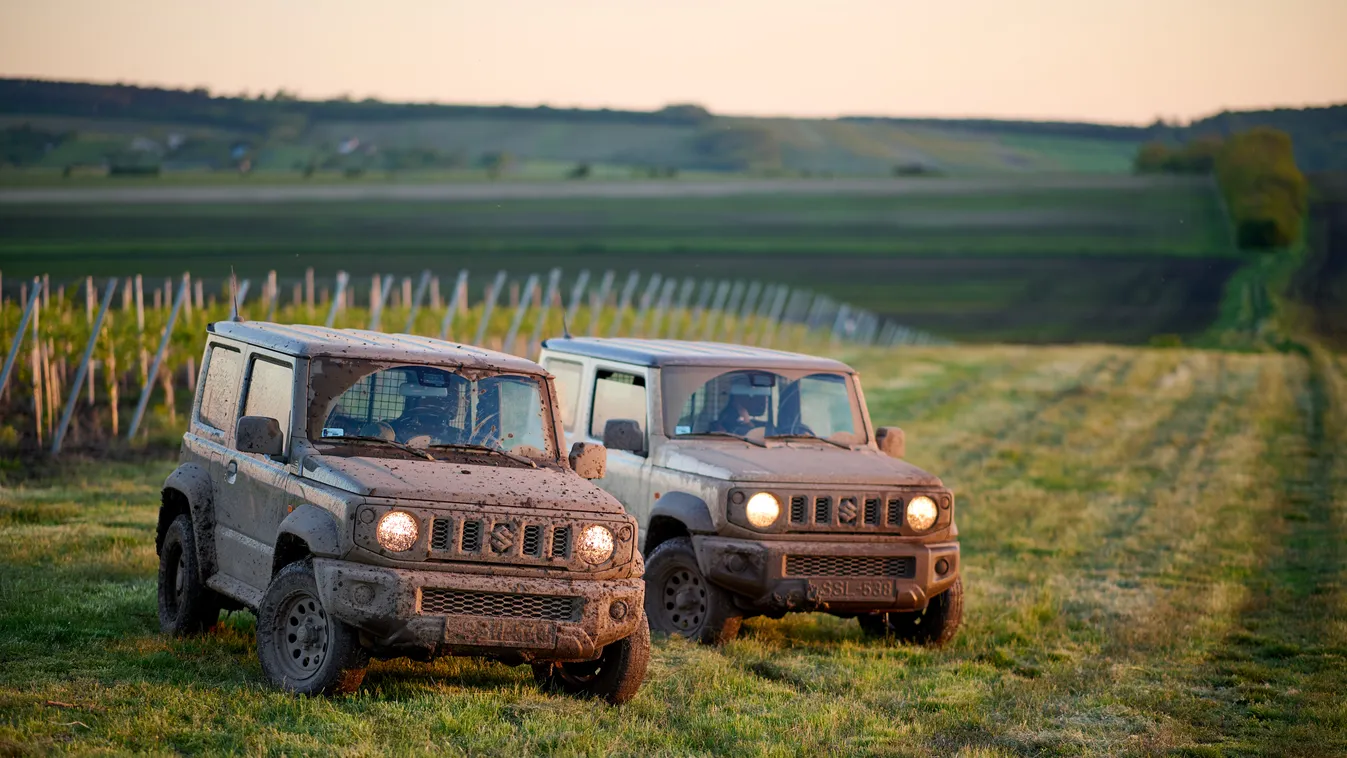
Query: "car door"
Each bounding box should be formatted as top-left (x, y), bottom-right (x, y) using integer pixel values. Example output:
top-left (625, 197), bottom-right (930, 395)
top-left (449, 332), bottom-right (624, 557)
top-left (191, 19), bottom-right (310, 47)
top-left (216, 351), bottom-right (303, 592)
top-left (583, 363), bottom-right (655, 527)
top-left (188, 341), bottom-right (243, 579)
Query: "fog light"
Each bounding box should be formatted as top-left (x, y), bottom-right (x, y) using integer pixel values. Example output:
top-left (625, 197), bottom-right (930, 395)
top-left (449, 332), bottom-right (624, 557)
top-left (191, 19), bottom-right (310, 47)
top-left (935, 558), bottom-right (950, 575)
top-left (609, 600), bottom-right (628, 620)
top-left (726, 553), bottom-right (747, 573)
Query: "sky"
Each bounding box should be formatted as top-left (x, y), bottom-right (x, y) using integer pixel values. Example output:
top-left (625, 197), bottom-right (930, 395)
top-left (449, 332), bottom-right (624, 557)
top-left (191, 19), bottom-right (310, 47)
top-left (2, 0), bottom-right (1345, 125)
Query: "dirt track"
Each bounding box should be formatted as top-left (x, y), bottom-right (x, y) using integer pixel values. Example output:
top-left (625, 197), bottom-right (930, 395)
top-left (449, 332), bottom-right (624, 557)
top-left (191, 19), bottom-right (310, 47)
top-left (0, 175), bottom-right (1205, 205)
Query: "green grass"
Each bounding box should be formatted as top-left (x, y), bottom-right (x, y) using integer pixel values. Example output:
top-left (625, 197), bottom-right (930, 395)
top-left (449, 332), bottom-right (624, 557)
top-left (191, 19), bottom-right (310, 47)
top-left (3, 344), bottom-right (1345, 755)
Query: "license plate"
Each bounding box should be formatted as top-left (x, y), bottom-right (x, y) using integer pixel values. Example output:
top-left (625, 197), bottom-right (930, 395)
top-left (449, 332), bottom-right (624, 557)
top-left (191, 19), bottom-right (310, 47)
top-left (445, 616), bottom-right (557, 647)
top-left (809, 579), bottom-right (896, 600)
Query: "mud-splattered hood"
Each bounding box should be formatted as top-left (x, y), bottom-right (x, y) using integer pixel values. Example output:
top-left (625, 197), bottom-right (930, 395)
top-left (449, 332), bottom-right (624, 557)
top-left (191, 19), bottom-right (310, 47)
top-left (658, 441), bottom-right (942, 487)
top-left (301, 455), bottom-right (622, 513)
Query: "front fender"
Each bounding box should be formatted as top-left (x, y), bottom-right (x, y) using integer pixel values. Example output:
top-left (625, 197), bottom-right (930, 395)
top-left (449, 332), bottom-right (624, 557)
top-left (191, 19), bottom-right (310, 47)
top-left (277, 504), bottom-right (343, 559)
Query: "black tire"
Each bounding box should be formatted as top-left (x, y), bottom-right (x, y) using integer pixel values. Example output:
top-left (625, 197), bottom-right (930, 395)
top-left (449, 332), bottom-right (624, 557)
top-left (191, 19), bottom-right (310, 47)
top-left (158, 514), bottom-right (223, 636)
top-left (256, 559), bottom-right (368, 695)
top-left (644, 537), bottom-right (742, 645)
top-left (532, 616), bottom-right (650, 705)
top-left (858, 577), bottom-right (963, 647)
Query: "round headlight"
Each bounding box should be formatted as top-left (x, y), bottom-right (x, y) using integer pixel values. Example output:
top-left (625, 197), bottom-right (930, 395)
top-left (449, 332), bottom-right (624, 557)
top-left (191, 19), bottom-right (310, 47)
top-left (744, 492), bottom-right (781, 529)
top-left (576, 525), bottom-right (615, 564)
top-left (376, 511), bottom-right (419, 552)
top-left (906, 496), bottom-right (938, 531)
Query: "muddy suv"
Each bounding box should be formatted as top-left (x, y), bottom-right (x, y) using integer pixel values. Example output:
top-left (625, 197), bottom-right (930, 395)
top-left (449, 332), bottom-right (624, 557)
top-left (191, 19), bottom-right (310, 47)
top-left (156, 323), bottom-right (648, 702)
top-left (537, 337), bottom-right (961, 646)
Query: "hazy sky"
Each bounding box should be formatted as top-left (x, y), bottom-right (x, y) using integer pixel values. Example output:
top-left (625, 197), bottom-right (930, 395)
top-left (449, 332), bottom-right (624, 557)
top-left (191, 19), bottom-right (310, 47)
top-left (3, 0), bottom-right (1344, 124)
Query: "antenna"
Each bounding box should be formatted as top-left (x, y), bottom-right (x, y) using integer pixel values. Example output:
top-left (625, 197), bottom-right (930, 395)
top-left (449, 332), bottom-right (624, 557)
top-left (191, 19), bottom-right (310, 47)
top-left (229, 266), bottom-right (243, 322)
top-left (561, 310), bottom-right (572, 340)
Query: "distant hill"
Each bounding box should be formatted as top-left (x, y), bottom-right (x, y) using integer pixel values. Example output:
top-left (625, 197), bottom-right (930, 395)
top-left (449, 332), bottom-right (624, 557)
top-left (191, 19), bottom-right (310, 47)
top-left (1, 78), bottom-right (1342, 176)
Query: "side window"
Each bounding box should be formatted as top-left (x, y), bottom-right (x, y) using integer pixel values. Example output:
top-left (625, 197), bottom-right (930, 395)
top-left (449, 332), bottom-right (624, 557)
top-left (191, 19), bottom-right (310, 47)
top-left (242, 357), bottom-right (295, 451)
top-left (590, 369), bottom-right (646, 440)
top-left (546, 359), bottom-right (583, 432)
top-left (197, 344), bottom-right (242, 431)
top-left (797, 373), bottom-right (857, 439)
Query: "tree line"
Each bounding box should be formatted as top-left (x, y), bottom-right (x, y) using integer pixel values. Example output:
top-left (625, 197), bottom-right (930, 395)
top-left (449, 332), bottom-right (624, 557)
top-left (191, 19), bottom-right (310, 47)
top-left (1136, 128), bottom-right (1307, 250)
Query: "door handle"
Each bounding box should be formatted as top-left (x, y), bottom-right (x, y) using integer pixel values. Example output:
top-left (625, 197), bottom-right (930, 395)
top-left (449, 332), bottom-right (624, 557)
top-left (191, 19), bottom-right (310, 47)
top-left (225, 460), bottom-right (238, 484)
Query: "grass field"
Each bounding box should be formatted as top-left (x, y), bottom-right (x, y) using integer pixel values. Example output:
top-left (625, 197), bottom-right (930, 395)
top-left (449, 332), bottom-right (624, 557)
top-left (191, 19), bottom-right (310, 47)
top-left (3, 343), bottom-right (1344, 755)
top-left (0, 176), bottom-right (1240, 343)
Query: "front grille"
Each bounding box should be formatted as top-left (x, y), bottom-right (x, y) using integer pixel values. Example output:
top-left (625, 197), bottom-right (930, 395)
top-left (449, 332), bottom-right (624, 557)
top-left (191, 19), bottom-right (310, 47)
top-left (420, 588), bottom-right (580, 621)
top-left (863, 497), bottom-right (881, 526)
top-left (461, 520), bottom-right (482, 552)
top-left (550, 526), bottom-right (571, 558)
top-left (814, 496), bottom-right (832, 524)
top-left (523, 524), bottom-right (543, 557)
top-left (784, 555), bottom-right (915, 578)
top-left (789, 496), bottom-right (807, 524)
top-left (430, 518), bottom-right (453, 550)
top-left (886, 498), bottom-right (904, 527)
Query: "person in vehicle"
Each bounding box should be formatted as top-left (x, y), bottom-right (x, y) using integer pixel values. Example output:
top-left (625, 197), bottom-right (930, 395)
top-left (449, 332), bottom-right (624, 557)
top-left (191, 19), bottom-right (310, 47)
top-left (710, 373), bottom-right (772, 435)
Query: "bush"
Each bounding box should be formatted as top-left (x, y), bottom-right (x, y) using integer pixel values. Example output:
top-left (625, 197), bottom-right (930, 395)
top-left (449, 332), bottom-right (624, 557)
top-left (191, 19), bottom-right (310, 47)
top-left (1216, 128), bottom-right (1306, 251)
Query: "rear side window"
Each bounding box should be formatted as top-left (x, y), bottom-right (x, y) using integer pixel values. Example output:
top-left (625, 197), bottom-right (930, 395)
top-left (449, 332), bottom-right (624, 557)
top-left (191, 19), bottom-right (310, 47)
top-left (197, 344), bottom-right (242, 431)
top-left (546, 359), bottom-right (583, 431)
top-left (242, 358), bottom-right (295, 451)
top-left (590, 370), bottom-right (646, 440)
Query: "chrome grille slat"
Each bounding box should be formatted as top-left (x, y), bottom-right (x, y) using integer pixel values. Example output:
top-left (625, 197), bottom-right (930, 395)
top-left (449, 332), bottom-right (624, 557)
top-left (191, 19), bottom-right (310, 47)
top-left (784, 555), bottom-right (915, 578)
top-left (420, 588), bottom-right (580, 621)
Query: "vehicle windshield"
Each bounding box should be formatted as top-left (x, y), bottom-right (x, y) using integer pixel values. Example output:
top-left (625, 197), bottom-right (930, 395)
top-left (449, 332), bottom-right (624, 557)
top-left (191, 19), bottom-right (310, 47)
top-left (661, 367), bottom-right (866, 445)
top-left (306, 359), bottom-right (556, 462)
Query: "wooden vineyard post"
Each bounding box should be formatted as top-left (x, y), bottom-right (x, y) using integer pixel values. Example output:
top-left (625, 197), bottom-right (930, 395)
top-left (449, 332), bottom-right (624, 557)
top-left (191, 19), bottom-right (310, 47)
top-left (127, 275), bottom-right (188, 440)
top-left (587, 270), bottom-right (615, 336)
top-left (472, 271), bottom-right (508, 347)
top-left (104, 312), bottom-right (120, 437)
top-left (719, 281), bottom-right (746, 342)
top-left (564, 269), bottom-right (591, 334)
top-left (0, 278), bottom-right (40, 398)
top-left (759, 287), bottom-right (791, 347)
top-left (439, 270), bottom-right (469, 340)
top-left (732, 281), bottom-right (762, 344)
top-left (404, 270), bottom-right (432, 334)
top-left (646, 277), bottom-right (676, 339)
top-left (231, 279), bottom-right (251, 320)
top-left (634, 273), bottom-right (662, 338)
top-left (503, 274), bottom-right (539, 356)
top-left (687, 280), bottom-right (714, 341)
top-left (608, 272), bottom-right (641, 338)
top-left (368, 274), bottom-right (393, 331)
top-left (51, 278), bottom-right (117, 455)
top-left (305, 267), bottom-right (316, 315)
top-left (701, 281), bottom-right (731, 341)
top-left (265, 271), bottom-right (278, 321)
top-left (325, 271), bottom-right (349, 328)
top-left (667, 278), bottom-right (696, 339)
top-left (528, 268), bottom-right (562, 352)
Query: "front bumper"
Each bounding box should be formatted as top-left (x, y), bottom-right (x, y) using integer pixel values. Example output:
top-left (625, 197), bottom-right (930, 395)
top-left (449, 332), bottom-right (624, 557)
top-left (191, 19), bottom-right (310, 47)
top-left (312, 558), bottom-right (644, 662)
top-left (691, 536), bottom-right (959, 614)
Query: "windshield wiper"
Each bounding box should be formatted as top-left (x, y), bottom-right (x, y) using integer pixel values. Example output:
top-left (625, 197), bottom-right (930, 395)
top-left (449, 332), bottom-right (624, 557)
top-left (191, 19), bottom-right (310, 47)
top-left (426, 442), bottom-right (538, 468)
top-left (333, 435), bottom-right (437, 461)
top-left (764, 433), bottom-right (852, 450)
top-left (678, 431), bottom-right (767, 448)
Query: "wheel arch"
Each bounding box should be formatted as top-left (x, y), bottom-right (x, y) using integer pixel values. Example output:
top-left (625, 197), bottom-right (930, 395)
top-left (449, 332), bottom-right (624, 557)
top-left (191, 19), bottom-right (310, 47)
top-left (644, 491), bottom-right (716, 555)
top-left (160, 463), bottom-right (218, 576)
top-left (272, 504), bottom-right (343, 577)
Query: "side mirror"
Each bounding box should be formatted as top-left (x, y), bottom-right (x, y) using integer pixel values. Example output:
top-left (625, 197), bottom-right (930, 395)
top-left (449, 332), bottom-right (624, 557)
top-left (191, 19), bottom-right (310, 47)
top-left (876, 426), bottom-right (905, 459)
top-left (603, 418), bottom-right (644, 454)
top-left (236, 415), bottom-right (284, 457)
top-left (569, 441), bottom-right (607, 480)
